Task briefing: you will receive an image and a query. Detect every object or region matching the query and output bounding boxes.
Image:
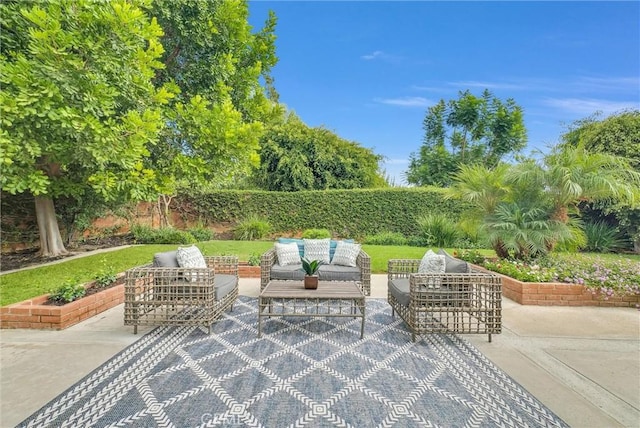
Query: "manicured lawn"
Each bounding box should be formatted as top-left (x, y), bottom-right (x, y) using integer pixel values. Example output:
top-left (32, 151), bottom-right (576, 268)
top-left (1, 240), bottom-right (635, 306)
top-left (1, 241), bottom-right (463, 306)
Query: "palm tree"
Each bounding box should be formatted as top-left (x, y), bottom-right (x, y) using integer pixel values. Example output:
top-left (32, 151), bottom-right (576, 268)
top-left (449, 144), bottom-right (640, 259)
top-left (483, 202), bottom-right (573, 259)
top-left (510, 145), bottom-right (640, 224)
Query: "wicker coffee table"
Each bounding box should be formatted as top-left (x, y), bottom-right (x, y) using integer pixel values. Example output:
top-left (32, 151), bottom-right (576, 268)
top-left (258, 280), bottom-right (366, 338)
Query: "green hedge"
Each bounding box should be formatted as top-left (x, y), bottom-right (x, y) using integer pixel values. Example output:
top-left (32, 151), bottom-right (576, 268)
top-left (177, 188), bottom-right (470, 238)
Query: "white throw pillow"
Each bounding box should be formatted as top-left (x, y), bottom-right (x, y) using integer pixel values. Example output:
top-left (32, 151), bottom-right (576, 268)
top-left (275, 242), bottom-right (302, 266)
top-left (176, 245), bottom-right (207, 268)
top-left (176, 245), bottom-right (207, 282)
top-left (303, 238), bottom-right (331, 264)
top-left (331, 241), bottom-right (361, 267)
top-left (418, 249), bottom-right (446, 274)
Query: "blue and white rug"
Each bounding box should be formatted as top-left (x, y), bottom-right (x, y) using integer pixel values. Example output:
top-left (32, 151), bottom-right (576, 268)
top-left (19, 297), bottom-right (567, 427)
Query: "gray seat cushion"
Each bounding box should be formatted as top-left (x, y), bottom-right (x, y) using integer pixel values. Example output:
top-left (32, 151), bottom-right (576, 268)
top-left (214, 274), bottom-right (237, 300)
top-left (388, 277), bottom-right (453, 307)
top-left (271, 264), bottom-right (306, 281)
top-left (318, 264), bottom-right (361, 281)
top-left (437, 249), bottom-right (469, 273)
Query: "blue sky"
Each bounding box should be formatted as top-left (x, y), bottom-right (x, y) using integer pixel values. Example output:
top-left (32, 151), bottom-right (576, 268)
top-left (248, 1), bottom-right (640, 184)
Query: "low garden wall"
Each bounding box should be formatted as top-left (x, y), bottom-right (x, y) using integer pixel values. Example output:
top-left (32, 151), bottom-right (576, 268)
top-left (0, 283), bottom-right (125, 330)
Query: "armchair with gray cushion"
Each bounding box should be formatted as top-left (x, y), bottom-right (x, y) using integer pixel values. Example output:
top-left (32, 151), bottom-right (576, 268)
top-left (124, 249), bottom-right (238, 334)
top-left (387, 249), bottom-right (502, 342)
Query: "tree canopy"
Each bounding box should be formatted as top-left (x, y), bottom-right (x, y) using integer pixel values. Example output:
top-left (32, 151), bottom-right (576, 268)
top-left (0, 0), bottom-right (170, 255)
top-left (147, 0), bottom-right (282, 194)
top-left (0, 0), bottom-right (280, 255)
top-left (252, 114), bottom-right (387, 191)
top-left (407, 89), bottom-right (527, 187)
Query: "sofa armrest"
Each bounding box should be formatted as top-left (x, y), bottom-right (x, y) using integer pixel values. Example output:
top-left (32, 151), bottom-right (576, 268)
top-left (260, 247), bottom-right (278, 290)
top-left (206, 256), bottom-right (238, 276)
top-left (387, 259), bottom-right (421, 280)
top-left (356, 249), bottom-right (371, 296)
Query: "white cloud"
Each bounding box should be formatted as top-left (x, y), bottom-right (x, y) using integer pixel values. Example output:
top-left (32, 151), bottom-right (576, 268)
top-left (383, 158), bottom-right (409, 165)
top-left (447, 80), bottom-right (527, 91)
top-left (361, 50), bottom-right (384, 60)
top-left (573, 76), bottom-right (640, 93)
top-left (375, 96), bottom-right (432, 107)
top-left (542, 97), bottom-right (639, 115)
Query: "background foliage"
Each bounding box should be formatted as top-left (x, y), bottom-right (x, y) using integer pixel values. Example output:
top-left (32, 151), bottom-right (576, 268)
top-left (176, 187), bottom-right (469, 238)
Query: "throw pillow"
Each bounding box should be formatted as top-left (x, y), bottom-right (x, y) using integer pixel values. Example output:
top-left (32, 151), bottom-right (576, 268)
top-left (176, 246), bottom-right (207, 282)
top-left (303, 238), bottom-right (331, 264)
top-left (418, 249), bottom-right (446, 274)
top-left (278, 238), bottom-right (305, 258)
top-left (176, 245), bottom-right (207, 269)
top-left (275, 242), bottom-right (302, 266)
top-left (437, 248), bottom-right (470, 273)
top-left (331, 241), bottom-right (361, 267)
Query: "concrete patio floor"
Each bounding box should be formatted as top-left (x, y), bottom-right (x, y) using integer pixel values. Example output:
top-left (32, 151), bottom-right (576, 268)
top-left (1, 275), bottom-right (639, 427)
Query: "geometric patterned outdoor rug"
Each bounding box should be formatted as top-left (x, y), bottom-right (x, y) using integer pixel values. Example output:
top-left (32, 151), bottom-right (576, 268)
top-left (19, 297), bottom-right (568, 427)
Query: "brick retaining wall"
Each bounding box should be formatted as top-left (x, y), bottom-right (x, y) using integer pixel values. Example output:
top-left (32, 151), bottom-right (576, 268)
top-left (0, 284), bottom-right (125, 330)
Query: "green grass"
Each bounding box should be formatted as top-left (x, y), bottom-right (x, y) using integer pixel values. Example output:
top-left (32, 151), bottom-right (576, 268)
top-left (1, 240), bottom-right (635, 306)
top-left (0, 241), bottom-right (271, 306)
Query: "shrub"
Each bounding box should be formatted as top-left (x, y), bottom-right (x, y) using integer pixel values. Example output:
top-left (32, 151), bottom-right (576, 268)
top-left (583, 221), bottom-right (627, 253)
top-left (233, 216), bottom-right (271, 241)
top-left (248, 253), bottom-right (261, 266)
top-left (363, 231), bottom-right (408, 246)
top-left (188, 225), bottom-right (216, 242)
top-left (94, 258), bottom-right (117, 287)
top-left (416, 214), bottom-right (460, 247)
top-left (456, 249), bottom-right (486, 265)
top-left (131, 224), bottom-right (196, 244)
top-left (406, 235), bottom-right (429, 247)
top-left (49, 279), bottom-right (86, 303)
top-left (301, 228), bottom-right (331, 239)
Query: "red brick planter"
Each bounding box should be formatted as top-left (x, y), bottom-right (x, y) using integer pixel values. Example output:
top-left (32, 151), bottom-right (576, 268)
top-left (473, 265), bottom-right (640, 307)
top-left (0, 278), bottom-right (124, 330)
top-left (238, 263), bottom-right (260, 278)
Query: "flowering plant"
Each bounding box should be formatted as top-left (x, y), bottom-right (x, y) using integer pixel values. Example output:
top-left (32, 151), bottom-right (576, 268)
top-left (459, 250), bottom-right (640, 298)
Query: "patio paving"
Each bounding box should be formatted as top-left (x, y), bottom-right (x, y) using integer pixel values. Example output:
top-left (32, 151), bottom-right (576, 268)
top-left (1, 275), bottom-right (639, 427)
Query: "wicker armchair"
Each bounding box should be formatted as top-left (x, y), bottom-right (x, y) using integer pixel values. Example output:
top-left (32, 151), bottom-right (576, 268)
top-left (124, 256), bottom-right (239, 334)
top-left (387, 259), bottom-right (502, 342)
top-left (260, 247), bottom-right (371, 296)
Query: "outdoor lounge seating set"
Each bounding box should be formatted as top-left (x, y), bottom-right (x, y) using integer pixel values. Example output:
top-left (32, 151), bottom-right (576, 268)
top-left (124, 240), bottom-right (502, 341)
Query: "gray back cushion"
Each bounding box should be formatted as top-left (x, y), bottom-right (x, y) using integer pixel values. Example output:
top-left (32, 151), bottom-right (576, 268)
top-left (153, 250), bottom-right (179, 267)
top-left (437, 249), bottom-right (469, 273)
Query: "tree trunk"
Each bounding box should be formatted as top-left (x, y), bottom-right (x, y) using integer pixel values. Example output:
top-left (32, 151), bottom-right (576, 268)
top-left (34, 196), bottom-right (68, 257)
top-left (634, 237), bottom-right (640, 254)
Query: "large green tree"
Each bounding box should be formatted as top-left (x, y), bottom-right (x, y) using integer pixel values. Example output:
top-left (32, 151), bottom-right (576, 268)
top-left (0, 0), bottom-right (170, 256)
top-left (561, 110), bottom-right (640, 252)
top-left (144, 0), bottom-right (282, 219)
top-left (253, 114), bottom-right (387, 191)
top-left (407, 89), bottom-right (526, 187)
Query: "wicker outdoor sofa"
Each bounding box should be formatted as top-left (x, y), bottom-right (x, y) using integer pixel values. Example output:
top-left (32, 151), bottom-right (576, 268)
top-left (388, 254), bottom-right (502, 342)
top-left (260, 239), bottom-right (371, 296)
top-left (124, 252), bottom-right (239, 334)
